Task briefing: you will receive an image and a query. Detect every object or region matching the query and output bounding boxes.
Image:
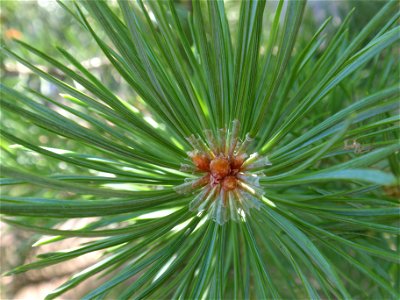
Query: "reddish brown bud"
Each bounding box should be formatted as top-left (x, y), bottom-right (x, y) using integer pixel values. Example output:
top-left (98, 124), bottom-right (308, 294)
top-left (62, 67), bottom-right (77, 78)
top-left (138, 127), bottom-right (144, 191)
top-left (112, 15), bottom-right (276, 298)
top-left (230, 155), bottom-right (245, 170)
top-left (222, 176), bottom-right (237, 191)
top-left (176, 120), bottom-right (270, 224)
top-left (210, 157), bottom-right (230, 179)
top-left (192, 154), bottom-right (210, 171)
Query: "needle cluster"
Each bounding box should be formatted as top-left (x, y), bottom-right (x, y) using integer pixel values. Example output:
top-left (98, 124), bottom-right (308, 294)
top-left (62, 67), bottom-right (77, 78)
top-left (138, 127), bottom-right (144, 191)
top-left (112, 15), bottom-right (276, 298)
top-left (176, 120), bottom-right (271, 224)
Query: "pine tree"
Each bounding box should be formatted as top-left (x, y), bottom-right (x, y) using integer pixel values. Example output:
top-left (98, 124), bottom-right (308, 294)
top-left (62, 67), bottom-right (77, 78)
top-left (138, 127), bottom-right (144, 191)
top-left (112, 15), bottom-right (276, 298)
top-left (1, 0), bottom-right (399, 299)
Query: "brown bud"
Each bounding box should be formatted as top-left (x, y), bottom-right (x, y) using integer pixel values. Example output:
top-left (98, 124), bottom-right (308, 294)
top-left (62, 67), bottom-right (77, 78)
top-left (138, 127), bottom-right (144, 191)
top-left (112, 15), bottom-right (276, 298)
top-left (192, 154), bottom-right (210, 171)
top-left (210, 157), bottom-right (230, 179)
top-left (230, 155), bottom-right (245, 170)
top-left (222, 176), bottom-right (238, 191)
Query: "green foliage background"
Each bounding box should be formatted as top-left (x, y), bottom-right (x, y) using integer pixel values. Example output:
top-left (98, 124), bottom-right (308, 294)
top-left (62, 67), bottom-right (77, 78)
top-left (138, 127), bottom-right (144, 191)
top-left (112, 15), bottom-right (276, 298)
top-left (1, 0), bottom-right (399, 299)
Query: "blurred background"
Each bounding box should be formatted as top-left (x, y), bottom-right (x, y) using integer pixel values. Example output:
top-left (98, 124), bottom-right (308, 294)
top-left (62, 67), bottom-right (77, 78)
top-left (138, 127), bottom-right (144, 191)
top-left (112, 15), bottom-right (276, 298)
top-left (0, 0), bottom-right (390, 299)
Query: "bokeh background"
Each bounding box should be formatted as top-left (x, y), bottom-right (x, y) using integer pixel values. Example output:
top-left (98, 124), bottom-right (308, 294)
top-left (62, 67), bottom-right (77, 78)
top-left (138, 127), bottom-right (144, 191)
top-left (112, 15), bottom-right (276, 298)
top-left (0, 0), bottom-right (390, 299)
